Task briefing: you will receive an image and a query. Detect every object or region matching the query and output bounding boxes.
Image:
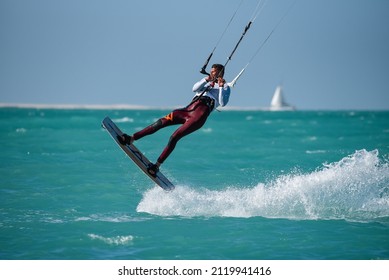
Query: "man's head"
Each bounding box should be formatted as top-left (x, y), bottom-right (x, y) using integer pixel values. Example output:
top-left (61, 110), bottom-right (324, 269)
top-left (210, 64), bottom-right (225, 79)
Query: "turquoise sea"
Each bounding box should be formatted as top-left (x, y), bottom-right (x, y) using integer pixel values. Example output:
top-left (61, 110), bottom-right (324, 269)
top-left (1, 108), bottom-right (388, 260)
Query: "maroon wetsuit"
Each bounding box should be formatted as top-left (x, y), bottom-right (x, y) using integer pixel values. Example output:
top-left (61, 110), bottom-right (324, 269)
top-left (133, 97), bottom-right (214, 164)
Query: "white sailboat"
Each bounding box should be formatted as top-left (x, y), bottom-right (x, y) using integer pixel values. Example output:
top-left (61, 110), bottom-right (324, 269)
top-left (269, 85), bottom-right (295, 111)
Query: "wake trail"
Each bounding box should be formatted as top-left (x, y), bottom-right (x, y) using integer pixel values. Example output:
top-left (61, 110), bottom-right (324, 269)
top-left (137, 149), bottom-right (389, 223)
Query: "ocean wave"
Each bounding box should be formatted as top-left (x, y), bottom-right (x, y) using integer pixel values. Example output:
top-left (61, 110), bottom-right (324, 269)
top-left (137, 149), bottom-right (389, 222)
top-left (87, 234), bottom-right (134, 245)
top-left (16, 128), bottom-right (27, 133)
top-left (305, 150), bottom-right (326, 154)
top-left (75, 213), bottom-right (146, 223)
top-left (113, 117), bottom-right (134, 123)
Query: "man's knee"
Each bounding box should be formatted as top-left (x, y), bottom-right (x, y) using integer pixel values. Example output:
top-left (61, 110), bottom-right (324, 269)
top-left (151, 119), bottom-right (163, 130)
top-left (168, 134), bottom-right (178, 148)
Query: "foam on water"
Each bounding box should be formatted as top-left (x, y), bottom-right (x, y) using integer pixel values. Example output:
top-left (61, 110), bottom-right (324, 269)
top-left (113, 117), bottom-right (134, 123)
top-left (137, 150), bottom-right (389, 222)
top-left (87, 234), bottom-right (134, 245)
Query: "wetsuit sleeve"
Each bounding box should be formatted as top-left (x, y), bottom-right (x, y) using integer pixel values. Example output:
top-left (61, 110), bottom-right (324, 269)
top-left (192, 78), bottom-right (210, 92)
top-left (218, 85), bottom-right (231, 107)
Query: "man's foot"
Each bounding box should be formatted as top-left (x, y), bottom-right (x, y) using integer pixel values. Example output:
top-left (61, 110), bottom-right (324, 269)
top-left (147, 163), bottom-right (159, 177)
top-left (117, 134), bottom-right (133, 145)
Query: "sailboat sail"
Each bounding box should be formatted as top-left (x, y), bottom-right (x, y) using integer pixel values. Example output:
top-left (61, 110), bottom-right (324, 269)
top-left (269, 86), bottom-right (295, 111)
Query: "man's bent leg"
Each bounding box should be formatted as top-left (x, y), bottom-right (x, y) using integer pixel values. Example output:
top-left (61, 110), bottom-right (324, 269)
top-left (157, 113), bottom-right (209, 164)
top-left (133, 117), bottom-right (174, 141)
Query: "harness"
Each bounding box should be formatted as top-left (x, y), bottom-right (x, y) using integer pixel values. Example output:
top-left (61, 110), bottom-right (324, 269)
top-left (195, 96), bottom-right (215, 112)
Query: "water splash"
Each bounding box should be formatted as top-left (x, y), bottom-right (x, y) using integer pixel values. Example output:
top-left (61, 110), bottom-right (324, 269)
top-left (137, 150), bottom-right (389, 222)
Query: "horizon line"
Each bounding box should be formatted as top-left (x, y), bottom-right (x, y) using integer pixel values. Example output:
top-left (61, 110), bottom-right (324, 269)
top-left (0, 102), bottom-right (387, 111)
top-left (0, 102), bottom-right (268, 111)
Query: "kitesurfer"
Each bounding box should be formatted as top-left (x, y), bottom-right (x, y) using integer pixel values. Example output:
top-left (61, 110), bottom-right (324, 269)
top-left (118, 64), bottom-right (231, 176)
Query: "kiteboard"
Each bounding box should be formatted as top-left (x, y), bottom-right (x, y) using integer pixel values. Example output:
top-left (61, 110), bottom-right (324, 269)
top-left (102, 116), bottom-right (175, 191)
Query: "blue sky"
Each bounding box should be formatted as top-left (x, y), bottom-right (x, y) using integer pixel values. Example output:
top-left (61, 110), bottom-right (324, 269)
top-left (1, 0), bottom-right (388, 110)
